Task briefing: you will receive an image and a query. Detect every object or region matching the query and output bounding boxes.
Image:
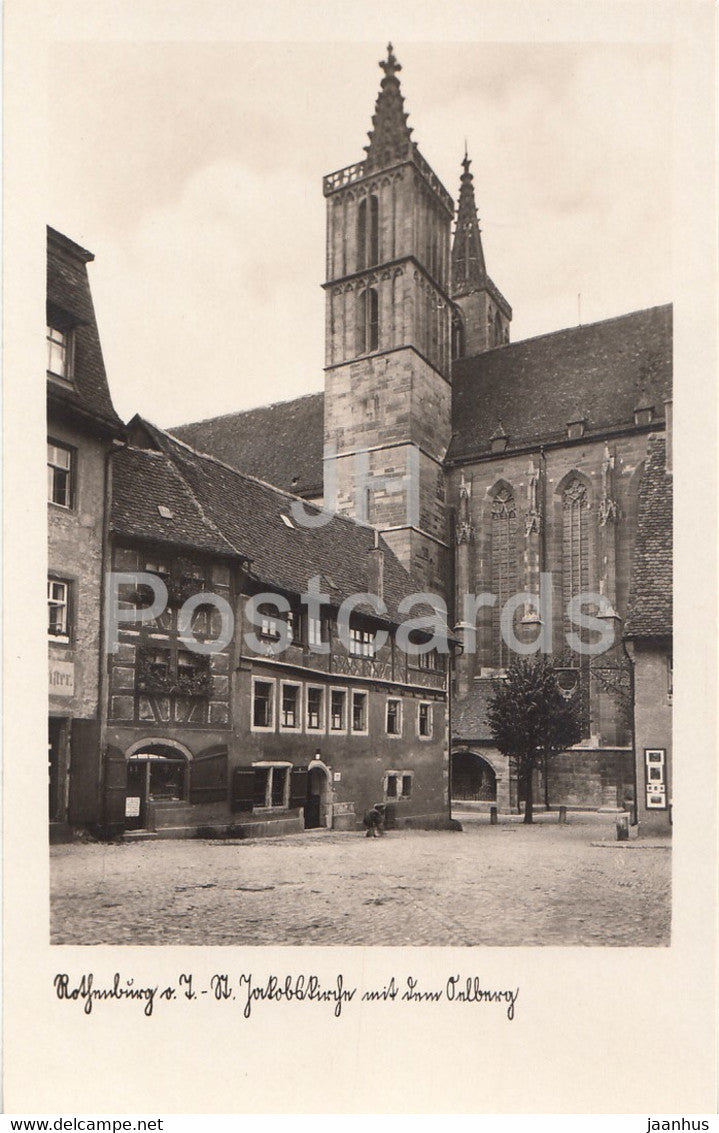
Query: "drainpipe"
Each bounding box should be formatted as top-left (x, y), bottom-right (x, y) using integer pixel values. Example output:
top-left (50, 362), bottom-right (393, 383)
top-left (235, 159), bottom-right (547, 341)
top-left (622, 637), bottom-right (638, 826)
top-left (97, 439), bottom-right (122, 836)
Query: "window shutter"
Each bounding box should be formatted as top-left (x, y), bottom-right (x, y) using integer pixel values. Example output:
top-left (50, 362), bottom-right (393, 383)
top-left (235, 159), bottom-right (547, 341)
top-left (289, 767), bottom-right (308, 810)
top-left (231, 766), bottom-right (256, 813)
top-left (190, 746), bottom-right (228, 804)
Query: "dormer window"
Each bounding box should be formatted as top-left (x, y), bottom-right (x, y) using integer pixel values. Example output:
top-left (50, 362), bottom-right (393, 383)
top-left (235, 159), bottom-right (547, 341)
top-left (47, 324), bottom-right (73, 380)
top-left (567, 418), bottom-right (586, 440)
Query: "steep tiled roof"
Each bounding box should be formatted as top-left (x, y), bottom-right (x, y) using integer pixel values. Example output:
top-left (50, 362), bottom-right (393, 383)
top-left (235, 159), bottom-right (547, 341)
top-left (111, 448), bottom-right (238, 558)
top-left (624, 434), bottom-right (672, 638)
top-left (169, 392), bottom-right (324, 497)
top-left (169, 307), bottom-right (672, 494)
top-left (452, 680), bottom-right (495, 743)
top-left (448, 305), bottom-right (672, 461)
top-left (120, 417), bottom-right (427, 627)
top-left (47, 227), bottom-right (124, 436)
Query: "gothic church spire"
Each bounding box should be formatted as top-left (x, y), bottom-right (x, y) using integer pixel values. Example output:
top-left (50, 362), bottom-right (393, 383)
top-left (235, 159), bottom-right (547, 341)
top-left (451, 150), bottom-right (487, 295)
top-left (364, 43), bottom-right (415, 172)
top-left (450, 150), bottom-right (512, 355)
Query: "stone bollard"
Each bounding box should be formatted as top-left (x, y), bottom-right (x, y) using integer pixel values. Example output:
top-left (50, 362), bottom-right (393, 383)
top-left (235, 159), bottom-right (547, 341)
top-left (616, 813), bottom-right (629, 841)
top-left (490, 806), bottom-right (498, 825)
top-left (558, 805), bottom-right (567, 824)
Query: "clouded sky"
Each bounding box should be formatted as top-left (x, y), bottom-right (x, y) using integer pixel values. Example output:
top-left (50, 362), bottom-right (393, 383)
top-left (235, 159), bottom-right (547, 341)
top-left (48, 39), bottom-right (672, 427)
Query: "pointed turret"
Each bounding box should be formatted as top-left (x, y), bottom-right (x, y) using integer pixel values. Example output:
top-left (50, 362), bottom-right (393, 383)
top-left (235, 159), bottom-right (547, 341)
top-left (450, 151), bottom-right (512, 357)
top-left (452, 150), bottom-right (487, 290)
top-left (364, 43), bottom-right (415, 172)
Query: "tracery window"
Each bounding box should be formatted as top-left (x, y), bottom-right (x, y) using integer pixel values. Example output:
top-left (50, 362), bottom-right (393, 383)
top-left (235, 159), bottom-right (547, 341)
top-left (562, 476), bottom-right (590, 622)
top-left (490, 484), bottom-right (518, 668)
top-left (357, 194), bottom-right (379, 270)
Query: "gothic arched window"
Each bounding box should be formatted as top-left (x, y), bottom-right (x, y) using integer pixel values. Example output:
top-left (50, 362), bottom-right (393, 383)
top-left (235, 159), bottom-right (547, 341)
top-left (490, 483), bottom-right (518, 668)
top-left (494, 310), bottom-right (503, 346)
top-left (561, 475), bottom-right (590, 619)
top-left (356, 287), bottom-right (379, 355)
top-left (357, 195), bottom-right (379, 271)
top-left (560, 473), bottom-right (592, 735)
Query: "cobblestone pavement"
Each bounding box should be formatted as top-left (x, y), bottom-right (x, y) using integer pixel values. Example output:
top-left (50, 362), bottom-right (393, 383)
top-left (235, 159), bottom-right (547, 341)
top-left (50, 812), bottom-right (671, 946)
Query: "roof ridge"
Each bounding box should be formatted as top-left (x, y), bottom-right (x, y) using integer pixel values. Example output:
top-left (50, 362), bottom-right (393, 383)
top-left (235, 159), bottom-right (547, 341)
top-left (455, 302), bottom-right (673, 361)
top-left (169, 389), bottom-right (324, 432)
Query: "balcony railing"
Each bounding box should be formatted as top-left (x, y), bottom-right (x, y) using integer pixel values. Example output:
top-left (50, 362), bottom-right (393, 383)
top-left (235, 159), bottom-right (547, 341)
top-left (323, 150), bottom-right (454, 213)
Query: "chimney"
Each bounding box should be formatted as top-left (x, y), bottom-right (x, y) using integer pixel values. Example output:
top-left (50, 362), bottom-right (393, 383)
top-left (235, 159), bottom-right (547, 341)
top-left (366, 528), bottom-right (385, 601)
top-left (664, 397), bottom-right (673, 474)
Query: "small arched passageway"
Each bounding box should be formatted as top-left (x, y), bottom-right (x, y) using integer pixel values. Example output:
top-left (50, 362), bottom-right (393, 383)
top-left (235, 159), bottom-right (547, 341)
top-left (124, 739), bottom-right (192, 830)
top-left (451, 749), bottom-right (498, 803)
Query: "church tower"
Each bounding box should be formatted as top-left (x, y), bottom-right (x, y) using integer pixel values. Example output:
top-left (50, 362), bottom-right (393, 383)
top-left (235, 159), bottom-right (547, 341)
top-left (322, 45), bottom-right (453, 595)
top-left (451, 152), bottom-right (512, 356)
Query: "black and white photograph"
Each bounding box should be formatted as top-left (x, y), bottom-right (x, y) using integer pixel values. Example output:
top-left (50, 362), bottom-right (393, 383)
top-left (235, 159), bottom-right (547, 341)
top-left (3, 0), bottom-right (717, 1118)
top-left (46, 35), bottom-right (674, 948)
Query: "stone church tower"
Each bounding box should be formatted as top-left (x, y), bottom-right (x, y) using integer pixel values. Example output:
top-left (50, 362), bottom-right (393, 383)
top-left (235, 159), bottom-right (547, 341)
top-left (322, 45), bottom-right (453, 595)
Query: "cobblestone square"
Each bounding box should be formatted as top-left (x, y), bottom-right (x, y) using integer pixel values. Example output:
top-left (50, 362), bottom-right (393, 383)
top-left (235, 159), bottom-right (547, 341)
top-left (50, 812), bottom-right (671, 947)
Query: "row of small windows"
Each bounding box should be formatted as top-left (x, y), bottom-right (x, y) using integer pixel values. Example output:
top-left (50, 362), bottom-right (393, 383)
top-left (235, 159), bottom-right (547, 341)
top-left (251, 677), bottom-right (434, 739)
top-left (256, 601), bottom-right (445, 670)
top-left (242, 765), bottom-right (414, 811)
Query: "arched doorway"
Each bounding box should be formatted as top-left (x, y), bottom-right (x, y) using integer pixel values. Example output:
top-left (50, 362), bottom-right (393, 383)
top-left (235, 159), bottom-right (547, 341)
top-left (125, 740), bottom-right (192, 830)
top-left (451, 749), bottom-right (498, 803)
top-left (305, 760), bottom-right (331, 830)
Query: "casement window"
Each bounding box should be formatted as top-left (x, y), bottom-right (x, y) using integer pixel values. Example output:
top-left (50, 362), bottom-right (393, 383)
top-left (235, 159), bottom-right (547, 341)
top-left (351, 690), bottom-right (368, 734)
top-left (385, 771), bottom-right (413, 801)
top-left (330, 688), bottom-right (347, 732)
top-left (177, 649), bottom-right (202, 681)
top-left (280, 682), bottom-right (301, 730)
top-left (356, 287), bottom-right (379, 355)
top-left (144, 560), bottom-right (170, 579)
top-left (418, 702), bottom-right (433, 739)
top-left (47, 324), bottom-right (73, 379)
top-left (306, 685), bottom-right (325, 732)
top-left (48, 578), bottom-right (70, 639)
top-left (386, 698), bottom-right (402, 736)
top-left (349, 624), bottom-right (375, 658)
top-left (251, 678), bottom-right (275, 731)
top-left (47, 441), bottom-right (74, 508)
top-left (252, 764), bottom-right (290, 809)
top-left (147, 649), bottom-right (171, 680)
top-left (308, 614), bottom-right (326, 648)
top-left (413, 648), bottom-right (444, 672)
top-left (256, 604), bottom-right (296, 645)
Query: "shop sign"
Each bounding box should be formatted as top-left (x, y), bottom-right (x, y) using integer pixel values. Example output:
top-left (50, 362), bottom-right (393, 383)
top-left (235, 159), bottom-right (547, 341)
top-left (49, 659), bottom-right (75, 697)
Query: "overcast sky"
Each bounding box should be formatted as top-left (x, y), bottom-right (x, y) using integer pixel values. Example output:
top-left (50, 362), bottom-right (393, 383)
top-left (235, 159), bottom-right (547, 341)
top-left (48, 39), bottom-right (672, 428)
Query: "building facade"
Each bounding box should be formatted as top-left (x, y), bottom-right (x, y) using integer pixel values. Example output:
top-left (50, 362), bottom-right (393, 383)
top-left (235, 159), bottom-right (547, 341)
top-left (100, 417), bottom-right (449, 836)
top-left (47, 228), bottom-right (125, 839)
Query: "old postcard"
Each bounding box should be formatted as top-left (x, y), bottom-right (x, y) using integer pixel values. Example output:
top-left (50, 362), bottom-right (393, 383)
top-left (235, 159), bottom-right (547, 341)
top-left (3, 0), bottom-right (716, 1116)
